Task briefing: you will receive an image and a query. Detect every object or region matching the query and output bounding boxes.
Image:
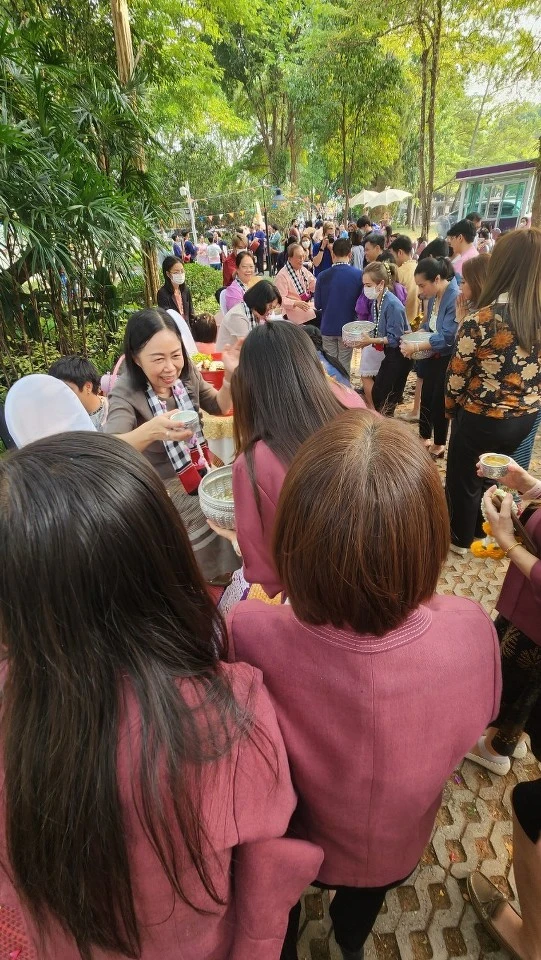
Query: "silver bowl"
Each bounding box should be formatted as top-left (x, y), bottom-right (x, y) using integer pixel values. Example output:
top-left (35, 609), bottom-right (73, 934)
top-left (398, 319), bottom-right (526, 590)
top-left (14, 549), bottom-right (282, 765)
top-left (198, 465), bottom-right (235, 530)
top-left (342, 321), bottom-right (375, 346)
top-left (170, 409), bottom-right (200, 431)
top-left (479, 453), bottom-right (512, 480)
top-left (401, 331), bottom-right (433, 360)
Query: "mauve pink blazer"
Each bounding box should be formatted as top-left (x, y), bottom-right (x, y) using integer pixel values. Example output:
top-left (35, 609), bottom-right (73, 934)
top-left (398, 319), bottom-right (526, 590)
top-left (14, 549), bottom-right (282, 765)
top-left (0, 662), bottom-right (322, 959)
top-left (497, 507), bottom-right (541, 644)
top-left (228, 597), bottom-right (501, 887)
top-left (233, 392), bottom-right (365, 598)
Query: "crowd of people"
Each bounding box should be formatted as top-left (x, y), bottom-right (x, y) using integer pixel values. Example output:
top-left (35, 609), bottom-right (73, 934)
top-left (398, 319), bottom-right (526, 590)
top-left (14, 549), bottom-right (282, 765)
top-left (0, 208), bottom-right (541, 960)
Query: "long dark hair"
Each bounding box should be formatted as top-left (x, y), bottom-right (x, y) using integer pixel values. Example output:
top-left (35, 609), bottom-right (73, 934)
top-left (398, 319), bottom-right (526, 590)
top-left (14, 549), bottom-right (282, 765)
top-left (303, 324), bottom-right (351, 383)
top-left (231, 322), bottom-right (344, 499)
top-left (124, 307), bottom-right (189, 391)
top-left (0, 433), bottom-right (256, 959)
top-left (161, 255), bottom-right (185, 295)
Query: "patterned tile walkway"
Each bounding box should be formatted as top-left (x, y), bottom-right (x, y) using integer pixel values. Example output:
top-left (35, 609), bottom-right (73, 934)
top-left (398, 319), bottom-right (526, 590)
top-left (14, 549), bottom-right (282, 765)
top-left (296, 374), bottom-right (541, 960)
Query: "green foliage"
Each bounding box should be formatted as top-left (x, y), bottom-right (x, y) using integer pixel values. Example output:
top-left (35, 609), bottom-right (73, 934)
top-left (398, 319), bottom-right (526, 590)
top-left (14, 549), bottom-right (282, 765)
top-left (184, 263), bottom-right (222, 313)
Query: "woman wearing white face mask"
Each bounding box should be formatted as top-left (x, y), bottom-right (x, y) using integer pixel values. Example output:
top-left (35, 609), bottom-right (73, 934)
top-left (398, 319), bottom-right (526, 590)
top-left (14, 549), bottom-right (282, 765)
top-left (157, 256), bottom-right (195, 324)
top-left (358, 262), bottom-right (411, 416)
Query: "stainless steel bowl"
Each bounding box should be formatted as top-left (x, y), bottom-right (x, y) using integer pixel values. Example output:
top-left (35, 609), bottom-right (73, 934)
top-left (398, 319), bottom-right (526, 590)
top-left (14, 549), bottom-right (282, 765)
top-left (198, 466), bottom-right (236, 530)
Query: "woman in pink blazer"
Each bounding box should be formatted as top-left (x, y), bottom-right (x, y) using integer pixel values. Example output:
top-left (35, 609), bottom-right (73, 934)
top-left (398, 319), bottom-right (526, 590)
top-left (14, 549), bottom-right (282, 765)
top-left (211, 322), bottom-right (363, 598)
top-left (0, 433), bottom-right (321, 960)
top-left (228, 410), bottom-right (501, 960)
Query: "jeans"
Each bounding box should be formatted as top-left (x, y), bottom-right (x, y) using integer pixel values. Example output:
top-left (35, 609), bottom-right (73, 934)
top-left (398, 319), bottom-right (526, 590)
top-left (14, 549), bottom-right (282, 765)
top-left (322, 336), bottom-right (353, 376)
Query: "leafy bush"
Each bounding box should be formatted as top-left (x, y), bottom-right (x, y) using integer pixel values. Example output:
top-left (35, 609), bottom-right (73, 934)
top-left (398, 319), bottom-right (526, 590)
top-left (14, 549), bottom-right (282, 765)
top-left (184, 263), bottom-right (222, 313)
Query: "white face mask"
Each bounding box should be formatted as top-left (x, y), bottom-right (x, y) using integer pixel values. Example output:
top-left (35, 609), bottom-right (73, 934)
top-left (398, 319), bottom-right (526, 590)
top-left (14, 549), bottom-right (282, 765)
top-left (170, 272), bottom-right (185, 286)
top-left (364, 285), bottom-right (378, 300)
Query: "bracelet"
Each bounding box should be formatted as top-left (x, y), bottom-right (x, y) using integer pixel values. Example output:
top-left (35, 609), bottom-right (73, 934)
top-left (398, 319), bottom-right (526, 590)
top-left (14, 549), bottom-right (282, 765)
top-left (504, 541), bottom-right (522, 558)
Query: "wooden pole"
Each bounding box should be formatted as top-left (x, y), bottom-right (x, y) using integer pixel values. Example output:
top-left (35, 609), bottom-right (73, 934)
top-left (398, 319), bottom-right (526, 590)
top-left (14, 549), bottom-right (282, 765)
top-left (110, 0), bottom-right (159, 305)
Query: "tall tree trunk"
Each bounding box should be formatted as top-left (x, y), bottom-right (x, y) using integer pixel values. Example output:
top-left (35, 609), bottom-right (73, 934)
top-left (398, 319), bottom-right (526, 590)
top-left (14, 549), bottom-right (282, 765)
top-left (110, 0), bottom-right (158, 305)
top-left (425, 0), bottom-right (441, 238)
top-left (531, 135), bottom-right (541, 229)
top-left (406, 196), bottom-right (414, 229)
top-left (340, 104), bottom-right (348, 222)
top-left (417, 30), bottom-right (429, 235)
top-left (288, 103), bottom-right (298, 188)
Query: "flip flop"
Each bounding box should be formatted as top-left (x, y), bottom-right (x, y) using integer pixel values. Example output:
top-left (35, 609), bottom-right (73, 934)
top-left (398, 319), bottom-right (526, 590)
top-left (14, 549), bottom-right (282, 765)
top-left (466, 873), bottom-right (523, 960)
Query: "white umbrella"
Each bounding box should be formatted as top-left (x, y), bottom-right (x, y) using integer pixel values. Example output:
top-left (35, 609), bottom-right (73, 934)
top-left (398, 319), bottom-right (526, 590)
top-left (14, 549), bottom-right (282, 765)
top-left (349, 189), bottom-right (379, 208)
top-left (366, 188), bottom-right (412, 207)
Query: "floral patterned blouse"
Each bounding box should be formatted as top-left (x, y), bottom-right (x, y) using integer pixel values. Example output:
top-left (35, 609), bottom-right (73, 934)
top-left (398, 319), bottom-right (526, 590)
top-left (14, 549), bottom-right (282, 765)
top-left (445, 302), bottom-right (541, 419)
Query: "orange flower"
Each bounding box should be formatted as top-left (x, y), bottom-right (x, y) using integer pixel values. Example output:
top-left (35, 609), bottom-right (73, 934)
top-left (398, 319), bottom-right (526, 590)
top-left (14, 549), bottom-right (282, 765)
top-left (468, 376), bottom-right (482, 391)
top-left (478, 307), bottom-right (493, 323)
top-left (477, 347), bottom-right (495, 360)
top-left (504, 372), bottom-right (522, 387)
top-left (466, 401), bottom-right (484, 415)
top-left (449, 357), bottom-right (469, 375)
top-left (491, 329), bottom-right (514, 350)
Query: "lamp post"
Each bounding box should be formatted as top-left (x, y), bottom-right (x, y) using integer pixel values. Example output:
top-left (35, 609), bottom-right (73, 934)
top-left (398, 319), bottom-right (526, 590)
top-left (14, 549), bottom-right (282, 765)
top-left (179, 184), bottom-right (198, 243)
top-left (110, 0), bottom-right (159, 305)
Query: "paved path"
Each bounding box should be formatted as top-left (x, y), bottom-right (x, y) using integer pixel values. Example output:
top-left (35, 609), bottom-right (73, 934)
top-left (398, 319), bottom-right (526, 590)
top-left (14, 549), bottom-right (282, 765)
top-left (296, 375), bottom-right (541, 959)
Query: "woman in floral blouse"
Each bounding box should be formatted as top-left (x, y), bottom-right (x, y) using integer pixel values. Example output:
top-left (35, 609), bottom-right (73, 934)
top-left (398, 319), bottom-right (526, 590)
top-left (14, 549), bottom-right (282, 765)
top-left (445, 228), bottom-right (541, 553)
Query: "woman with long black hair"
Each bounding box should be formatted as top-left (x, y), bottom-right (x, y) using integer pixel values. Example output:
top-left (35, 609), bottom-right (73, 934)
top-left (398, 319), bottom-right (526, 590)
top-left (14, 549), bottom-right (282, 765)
top-left (208, 322), bottom-right (362, 599)
top-left (157, 255), bottom-right (196, 324)
top-left (0, 432), bottom-right (320, 959)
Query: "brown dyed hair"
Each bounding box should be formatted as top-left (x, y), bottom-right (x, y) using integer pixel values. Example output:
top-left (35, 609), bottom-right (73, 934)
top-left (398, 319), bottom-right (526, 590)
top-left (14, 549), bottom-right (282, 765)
top-left (461, 252), bottom-right (491, 306)
top-left (477, 227), bottom-right (541, 351)
top-left (273, 410), bottom-right (450, 636)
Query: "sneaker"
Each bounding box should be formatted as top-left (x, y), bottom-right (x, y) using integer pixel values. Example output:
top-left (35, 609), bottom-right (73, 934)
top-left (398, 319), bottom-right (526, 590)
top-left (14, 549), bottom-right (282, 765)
top-left (449, 543), bottom-right (468, 556)
top-left (465, 736), bottom-right (511, 776)
top-left (513, 739), bottom-right (528, 759)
